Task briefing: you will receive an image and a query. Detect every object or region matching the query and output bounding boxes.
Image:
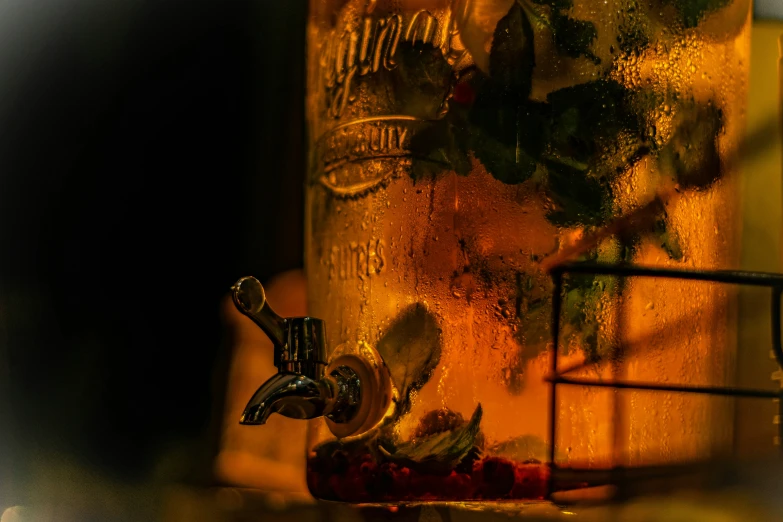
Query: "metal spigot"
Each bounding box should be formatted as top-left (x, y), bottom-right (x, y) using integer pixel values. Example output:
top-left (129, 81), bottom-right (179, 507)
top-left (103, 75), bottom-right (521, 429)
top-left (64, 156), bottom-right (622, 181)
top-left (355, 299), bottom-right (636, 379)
top-left (231, 276), bottom-right (361, 426)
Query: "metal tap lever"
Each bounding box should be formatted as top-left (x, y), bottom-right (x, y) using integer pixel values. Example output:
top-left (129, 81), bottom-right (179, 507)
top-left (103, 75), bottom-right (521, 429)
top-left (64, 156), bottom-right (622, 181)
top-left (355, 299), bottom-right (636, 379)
top-left (231, 276), bottom-right (287, 349)
top-left (231, 276), bottom-right (329, 376)
top-left (230, 276), bottom-right (360, 426)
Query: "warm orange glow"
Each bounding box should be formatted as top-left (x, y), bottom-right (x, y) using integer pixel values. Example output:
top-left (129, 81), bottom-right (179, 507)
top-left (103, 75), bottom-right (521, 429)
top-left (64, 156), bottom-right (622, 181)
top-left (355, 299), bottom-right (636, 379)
top-left (303, 0), bottom-right (751, 502)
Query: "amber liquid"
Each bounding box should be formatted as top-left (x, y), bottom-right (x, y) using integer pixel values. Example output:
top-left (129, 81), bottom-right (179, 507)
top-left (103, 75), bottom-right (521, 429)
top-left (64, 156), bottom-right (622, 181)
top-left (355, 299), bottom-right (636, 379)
top-left (304, 0), bottom-right (750, 503)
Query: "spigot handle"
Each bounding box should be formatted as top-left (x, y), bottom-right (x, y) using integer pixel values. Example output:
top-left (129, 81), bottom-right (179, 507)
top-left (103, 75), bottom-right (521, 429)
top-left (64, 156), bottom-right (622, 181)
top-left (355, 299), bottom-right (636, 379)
top-left (229, 275), bottom-right (391, 436)
top-left (231, 276), bottom-right (287, 349)
top-left (231, 276), bottom-right (328, 376)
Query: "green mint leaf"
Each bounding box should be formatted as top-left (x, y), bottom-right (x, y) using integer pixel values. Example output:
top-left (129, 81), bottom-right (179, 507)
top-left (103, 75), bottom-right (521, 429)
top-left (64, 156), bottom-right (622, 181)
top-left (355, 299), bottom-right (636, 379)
top-left (470, 127), bottom-right (538, 185)
top-left (379, 404), bottom-right (483, 474)
top-left (507, 303), bottom-right (550, 393)
top-left (544, 162), bottom-right (612, 227)
top-left (490, 2), bottom-right (535, 99)
top-left (375, 304), bottom-right (442, 416)
top-left (551, 12), bottom-right (600, 64)
top-left (560, 268), bottom-right (621, 364)
top-left (663, 0), bottom-right (732, 28)
top-left (409, 119), bottom-right (472, 179)
top-left (506, 271), bottom-right (553, 394)
top-left (468, 78), bottom-right (548, 184)
top-left (529, 0), bottom-right (574, 9)
top-left (653, 216), bottom-right (683, 260)
top-left (392, 43), bottom-right (454, 119)
top-left (521, 0), bottom-right (600, 63)
top-left (658, 102), bottom-right (724, 190)
top-left (547, 80), bottom-right (641, 160)
top-left (617, 23), bottom-right (650, 55)
top-left (620, 235), bottom-right (641, 263)
top-left (470, 83), bottom-right (518, 144)
top-left (542, 80), bottom-right (652, 208)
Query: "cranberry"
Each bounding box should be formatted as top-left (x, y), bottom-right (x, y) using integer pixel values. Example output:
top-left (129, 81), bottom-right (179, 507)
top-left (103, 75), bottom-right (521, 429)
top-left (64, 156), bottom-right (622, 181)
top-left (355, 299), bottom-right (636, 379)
top-left (367, 463), bottom-right (395, 499)
top-left (360, 461), bottom-right (377, 476)
top-left (452, 81), bottom-right (476, 105)
top-left (475, 457), bottom-right (515, 498)
top-left (330, 450), bottom-right (350, 474)
top-left (511, 464), bottom-right (548, 499)
top-left (328, 474), bottom-right (347, 501)
top-left (409, 471), bottom-right (432, 498)
top-left (359, 452), bottom-right (374, 463)
top-left (443, 470), bottom-right (473, 499)
top-left (310, 447), bottom-right (553, 502)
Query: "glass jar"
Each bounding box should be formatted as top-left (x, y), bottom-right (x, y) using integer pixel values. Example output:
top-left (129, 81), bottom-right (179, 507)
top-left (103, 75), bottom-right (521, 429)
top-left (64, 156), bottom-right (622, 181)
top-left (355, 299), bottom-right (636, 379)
top-left (304, 0), bottom-right (751, 503)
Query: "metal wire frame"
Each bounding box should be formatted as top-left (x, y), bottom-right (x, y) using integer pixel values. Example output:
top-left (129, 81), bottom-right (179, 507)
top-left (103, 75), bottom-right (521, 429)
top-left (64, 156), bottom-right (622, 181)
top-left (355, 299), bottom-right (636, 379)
top-left (546, 262), bottom-right (783, 498)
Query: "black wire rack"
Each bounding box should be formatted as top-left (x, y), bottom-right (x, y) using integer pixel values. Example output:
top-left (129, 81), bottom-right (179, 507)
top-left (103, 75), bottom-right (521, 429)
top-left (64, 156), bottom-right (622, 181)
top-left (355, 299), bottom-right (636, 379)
top-left (545, 261), bottom-right (783, 500)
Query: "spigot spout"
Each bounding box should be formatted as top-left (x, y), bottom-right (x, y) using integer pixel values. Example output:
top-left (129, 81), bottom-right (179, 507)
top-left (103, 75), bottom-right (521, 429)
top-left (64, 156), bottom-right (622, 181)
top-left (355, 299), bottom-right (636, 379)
top-left (240, 373), bottom-right (334, 425)
top-left (230, 276), bottom-right (361, 427)
top-left (241, 367), bottom-right (361, 425)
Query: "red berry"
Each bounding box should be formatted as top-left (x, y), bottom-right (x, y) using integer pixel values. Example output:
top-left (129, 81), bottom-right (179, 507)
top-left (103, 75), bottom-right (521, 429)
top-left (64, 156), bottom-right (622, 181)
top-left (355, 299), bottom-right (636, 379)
top-left (511, 463), bottom-right (547, 499)
top-left (478, 457), bottom-right (515, 498)
top-left (409, 473), bottom-right (432, 498)
top-left (393, 466), bottom-right (412, 495)
top-left (452, 81), bottom-right (476, 105)
top-left (328, 474), bottom-right (346, 500)
top-left (444, 470), bottom-right (473, 499)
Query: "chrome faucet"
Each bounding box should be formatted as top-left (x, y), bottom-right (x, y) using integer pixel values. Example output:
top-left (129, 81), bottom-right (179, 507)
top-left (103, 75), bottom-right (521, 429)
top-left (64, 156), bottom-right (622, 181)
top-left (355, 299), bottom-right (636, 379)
top-left (230, 276), bottom-right (361, 426)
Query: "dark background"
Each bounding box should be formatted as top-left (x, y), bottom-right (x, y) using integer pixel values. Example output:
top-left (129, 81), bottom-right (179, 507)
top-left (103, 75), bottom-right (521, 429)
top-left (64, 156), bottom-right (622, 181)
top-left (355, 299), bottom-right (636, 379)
top-left (0, 0), bottom-right (307, 503)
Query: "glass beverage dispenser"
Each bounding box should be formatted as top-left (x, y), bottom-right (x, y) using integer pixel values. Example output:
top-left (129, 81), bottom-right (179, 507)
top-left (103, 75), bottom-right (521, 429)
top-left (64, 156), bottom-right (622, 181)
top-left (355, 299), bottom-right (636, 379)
top-left (230, 0), bottom-right (751, 503)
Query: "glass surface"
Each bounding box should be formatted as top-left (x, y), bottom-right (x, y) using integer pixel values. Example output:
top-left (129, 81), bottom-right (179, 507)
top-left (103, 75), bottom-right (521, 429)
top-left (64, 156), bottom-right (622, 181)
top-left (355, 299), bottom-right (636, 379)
top-left (304, 0), bottom-right (751, 503)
